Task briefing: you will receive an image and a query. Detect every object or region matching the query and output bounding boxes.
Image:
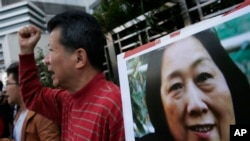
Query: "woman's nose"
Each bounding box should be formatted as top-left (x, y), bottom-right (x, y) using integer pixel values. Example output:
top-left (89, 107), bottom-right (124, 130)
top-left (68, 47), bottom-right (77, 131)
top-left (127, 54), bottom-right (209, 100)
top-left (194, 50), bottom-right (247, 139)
top-left (186, 84), bottom-right (208, 117)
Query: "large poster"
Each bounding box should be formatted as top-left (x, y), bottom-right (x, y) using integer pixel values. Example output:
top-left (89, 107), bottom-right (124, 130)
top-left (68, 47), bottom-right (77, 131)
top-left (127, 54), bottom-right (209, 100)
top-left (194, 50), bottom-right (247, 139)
top-left (117, 3), bottom-right (250, 141)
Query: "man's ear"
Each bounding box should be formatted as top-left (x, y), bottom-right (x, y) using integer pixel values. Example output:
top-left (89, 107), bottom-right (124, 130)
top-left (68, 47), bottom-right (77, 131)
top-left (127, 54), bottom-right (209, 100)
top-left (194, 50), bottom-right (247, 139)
top-left (75, 48), bottom-right (87, 69)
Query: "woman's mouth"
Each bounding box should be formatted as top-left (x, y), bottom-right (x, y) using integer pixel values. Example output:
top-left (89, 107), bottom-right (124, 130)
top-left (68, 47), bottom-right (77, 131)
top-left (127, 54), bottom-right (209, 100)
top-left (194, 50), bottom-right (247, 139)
top-left (188, 124), bottom-right (215, 138)
top-left (189, 124), bottom-right (214, 132)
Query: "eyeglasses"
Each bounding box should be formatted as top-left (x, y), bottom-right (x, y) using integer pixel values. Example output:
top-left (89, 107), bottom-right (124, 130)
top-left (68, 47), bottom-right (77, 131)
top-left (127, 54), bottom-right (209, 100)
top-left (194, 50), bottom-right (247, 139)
top-left (6, 82), bottom-right (17, 86)
top-left (0, 91), bottom-right (6, 95)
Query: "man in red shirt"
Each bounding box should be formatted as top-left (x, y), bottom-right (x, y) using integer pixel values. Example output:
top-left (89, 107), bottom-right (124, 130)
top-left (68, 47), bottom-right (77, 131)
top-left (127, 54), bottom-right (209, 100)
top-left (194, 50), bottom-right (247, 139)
top-left (18, 10), bottom-right (125, 141)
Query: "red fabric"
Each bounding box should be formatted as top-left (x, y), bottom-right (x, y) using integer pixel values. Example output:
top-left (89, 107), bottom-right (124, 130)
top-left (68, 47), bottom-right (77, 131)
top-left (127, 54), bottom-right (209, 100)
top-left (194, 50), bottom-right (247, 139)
top-left (224, 0), bottom-right (250, 15)
top-left (0, 116), bottom-right (4, 137)
top-left (19, 54), bottom-right (125, 141)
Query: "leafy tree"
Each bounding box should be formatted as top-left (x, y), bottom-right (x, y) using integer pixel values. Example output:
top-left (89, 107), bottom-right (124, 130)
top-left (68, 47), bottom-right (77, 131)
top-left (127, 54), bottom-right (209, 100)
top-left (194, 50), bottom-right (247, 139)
top-left (36, 47), bottom-right (54, 88)
top-left (93, 0), bottom-right (171, 33)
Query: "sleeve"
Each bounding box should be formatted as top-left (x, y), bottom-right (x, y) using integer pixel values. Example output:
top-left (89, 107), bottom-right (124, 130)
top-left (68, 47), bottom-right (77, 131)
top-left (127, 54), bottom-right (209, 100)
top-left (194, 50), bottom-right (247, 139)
top-left (19, 54), bottom-right (65, 124)
top-left (36, 114), bottom-right (61, 141)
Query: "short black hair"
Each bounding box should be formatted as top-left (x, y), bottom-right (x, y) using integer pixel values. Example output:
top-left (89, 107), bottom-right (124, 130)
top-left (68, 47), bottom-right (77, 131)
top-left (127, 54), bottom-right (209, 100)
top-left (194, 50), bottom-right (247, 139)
top-left (47, 10), bottom-right (106, 71)
top-left (6, 62), bottom-right (19, 83)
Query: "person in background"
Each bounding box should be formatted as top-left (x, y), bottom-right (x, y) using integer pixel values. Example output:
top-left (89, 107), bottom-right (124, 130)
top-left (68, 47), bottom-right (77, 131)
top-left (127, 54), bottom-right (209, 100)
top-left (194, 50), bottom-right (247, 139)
top-left (17, 10), bottom-right (125, 141)
top-left (4, 62), bottom-right (61, 141)
top-left (0, 81), bottom-right (13, 139)
top-left (140, 29), bottom-right (250, 141)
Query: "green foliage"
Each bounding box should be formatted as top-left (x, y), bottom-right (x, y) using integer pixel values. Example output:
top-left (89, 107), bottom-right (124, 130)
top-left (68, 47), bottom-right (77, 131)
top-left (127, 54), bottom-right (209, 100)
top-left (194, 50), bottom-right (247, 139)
top-left (93, 0), bottom-right (129, 33)
top-left (127, 56), bottom-right (153, 137)
top-left (36, 47), bottom-right (54, 88)
top-left (93, 0), bottom-right (170, 33)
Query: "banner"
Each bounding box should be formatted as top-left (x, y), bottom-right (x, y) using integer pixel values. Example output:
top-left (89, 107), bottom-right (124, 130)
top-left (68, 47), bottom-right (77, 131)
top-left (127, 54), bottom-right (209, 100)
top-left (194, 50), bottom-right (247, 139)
top-left (117, 4), bottom-right (250, 141)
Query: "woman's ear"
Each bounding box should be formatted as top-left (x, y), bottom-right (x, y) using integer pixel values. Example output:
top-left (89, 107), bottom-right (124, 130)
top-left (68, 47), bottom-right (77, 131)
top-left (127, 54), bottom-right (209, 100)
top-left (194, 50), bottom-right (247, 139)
top-left (75, 48), bottom-right (87, 69)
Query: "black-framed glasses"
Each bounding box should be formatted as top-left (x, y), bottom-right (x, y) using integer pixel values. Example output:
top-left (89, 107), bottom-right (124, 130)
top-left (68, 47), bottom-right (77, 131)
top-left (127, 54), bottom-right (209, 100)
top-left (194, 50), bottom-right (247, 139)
top-left (6, 82), bottom-right (17, 86)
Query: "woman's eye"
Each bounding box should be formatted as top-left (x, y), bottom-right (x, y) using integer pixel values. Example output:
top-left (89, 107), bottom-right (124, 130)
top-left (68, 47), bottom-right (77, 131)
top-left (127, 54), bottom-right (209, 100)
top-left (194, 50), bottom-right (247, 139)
top-left (169, 83), bottom-right (183, 92)
top-left (196, 72), bottom-right (213, 83)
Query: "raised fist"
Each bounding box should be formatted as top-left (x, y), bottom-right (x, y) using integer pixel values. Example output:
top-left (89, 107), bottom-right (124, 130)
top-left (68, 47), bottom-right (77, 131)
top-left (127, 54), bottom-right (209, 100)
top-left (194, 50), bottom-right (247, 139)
top-left (18, 25), bottom-right (41, 54)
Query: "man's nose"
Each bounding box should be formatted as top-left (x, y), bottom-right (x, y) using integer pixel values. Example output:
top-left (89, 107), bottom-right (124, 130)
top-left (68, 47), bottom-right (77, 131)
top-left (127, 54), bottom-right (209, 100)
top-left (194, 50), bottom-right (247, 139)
top-left (43, 54), bottom-right (50, 65)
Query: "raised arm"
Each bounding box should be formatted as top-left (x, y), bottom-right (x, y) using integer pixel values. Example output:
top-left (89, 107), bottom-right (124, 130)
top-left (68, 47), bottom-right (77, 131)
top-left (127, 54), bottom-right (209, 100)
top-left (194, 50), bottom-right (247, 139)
top-left (18, 25), bottom-right (65, 123)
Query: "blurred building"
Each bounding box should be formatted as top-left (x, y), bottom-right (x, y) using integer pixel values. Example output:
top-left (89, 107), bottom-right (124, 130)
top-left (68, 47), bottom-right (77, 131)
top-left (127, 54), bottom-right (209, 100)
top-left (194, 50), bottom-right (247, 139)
top-left (0, 0), bottom-right (99, 80)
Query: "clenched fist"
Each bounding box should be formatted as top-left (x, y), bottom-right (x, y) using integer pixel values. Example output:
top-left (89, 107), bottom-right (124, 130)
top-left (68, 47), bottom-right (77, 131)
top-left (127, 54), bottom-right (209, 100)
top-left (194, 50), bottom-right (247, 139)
top-left (18, 25), bottom-right (41, 55)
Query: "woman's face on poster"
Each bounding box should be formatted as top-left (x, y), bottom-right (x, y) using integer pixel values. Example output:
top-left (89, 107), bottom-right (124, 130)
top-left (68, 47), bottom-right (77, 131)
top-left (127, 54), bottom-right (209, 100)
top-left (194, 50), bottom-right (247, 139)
top-left (160, 36), bottom-right (235, 141)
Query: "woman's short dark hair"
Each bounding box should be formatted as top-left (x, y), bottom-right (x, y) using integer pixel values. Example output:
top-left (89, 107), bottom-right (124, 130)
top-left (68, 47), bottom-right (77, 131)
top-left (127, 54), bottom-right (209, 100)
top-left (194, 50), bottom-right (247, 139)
top-left (47, 10), bottom-right (106, 71)
top-left (145, 29), bottom-right (250, 140)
